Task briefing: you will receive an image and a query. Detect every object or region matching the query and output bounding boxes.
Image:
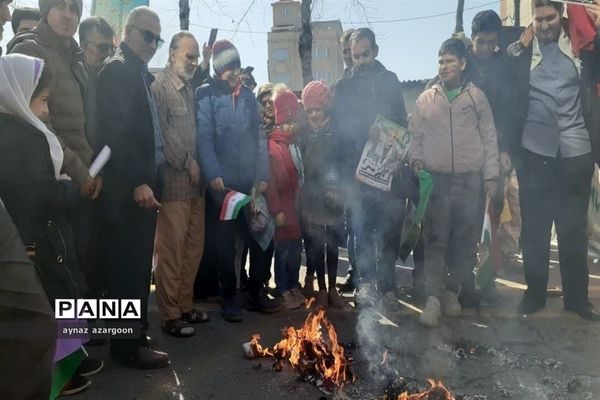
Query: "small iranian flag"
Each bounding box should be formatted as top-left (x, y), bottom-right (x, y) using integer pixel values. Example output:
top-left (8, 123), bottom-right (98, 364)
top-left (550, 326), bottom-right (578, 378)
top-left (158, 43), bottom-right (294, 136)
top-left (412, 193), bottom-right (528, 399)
top-left (476, 196), bottom-right (497, 289)
top-left (220, 190), bottom-right (251, 221)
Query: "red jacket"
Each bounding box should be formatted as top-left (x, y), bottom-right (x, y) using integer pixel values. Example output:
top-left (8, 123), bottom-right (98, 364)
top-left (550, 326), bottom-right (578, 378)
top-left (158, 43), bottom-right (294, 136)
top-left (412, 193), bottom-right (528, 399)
top-left (266, 127), bottom-right (301, 241)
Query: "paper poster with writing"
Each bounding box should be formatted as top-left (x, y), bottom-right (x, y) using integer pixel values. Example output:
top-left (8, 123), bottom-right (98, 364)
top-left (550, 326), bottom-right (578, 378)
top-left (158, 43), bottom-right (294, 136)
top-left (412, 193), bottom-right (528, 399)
top-left (355, 115), bottom-right (411, 192)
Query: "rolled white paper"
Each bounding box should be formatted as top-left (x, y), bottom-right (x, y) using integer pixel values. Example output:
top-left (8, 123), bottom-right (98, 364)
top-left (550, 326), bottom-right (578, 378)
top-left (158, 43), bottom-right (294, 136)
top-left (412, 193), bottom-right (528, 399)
top-left (89, 146), bottom-right (111, 178)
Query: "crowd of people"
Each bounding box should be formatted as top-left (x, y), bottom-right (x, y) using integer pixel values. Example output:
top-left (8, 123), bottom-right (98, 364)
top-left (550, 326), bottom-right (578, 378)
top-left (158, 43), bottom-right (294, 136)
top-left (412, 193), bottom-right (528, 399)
top-left (1, 0), bottom-right (600, 398)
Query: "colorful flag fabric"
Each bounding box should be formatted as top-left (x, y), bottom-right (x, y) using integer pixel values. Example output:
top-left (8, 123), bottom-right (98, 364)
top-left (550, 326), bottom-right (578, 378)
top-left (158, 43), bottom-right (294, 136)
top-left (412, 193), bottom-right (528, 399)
top-left (50, 347), bottom-right (86, 400)
top-left (399, 170), bottom-right (433, 261)
top-left (476, 196), bottom-right (496, 289)
top-left (219, 190), bottom-right (251, 221)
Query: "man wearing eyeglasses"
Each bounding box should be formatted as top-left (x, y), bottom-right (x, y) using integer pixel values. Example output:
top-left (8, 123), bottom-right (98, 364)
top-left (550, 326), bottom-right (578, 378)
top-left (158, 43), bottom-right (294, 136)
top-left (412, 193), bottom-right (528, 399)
top-left (80, 16), bottom-right (115, 150)
top-left (96, 6), bottom-right (170, 369)
top-left (76, 17), bottom-right (115, 323)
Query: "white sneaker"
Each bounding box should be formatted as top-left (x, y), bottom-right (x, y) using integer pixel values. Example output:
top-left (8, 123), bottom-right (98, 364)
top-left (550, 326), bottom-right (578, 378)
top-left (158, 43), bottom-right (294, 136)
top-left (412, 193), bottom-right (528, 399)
top-left (356, 282), bottom-right (376, 307)
top-left (420, 296), bottom-right (441, 327)
top-left (442, 290), bottom-right (462, 317)
top-left (280, 291), bottom-right (302, 310)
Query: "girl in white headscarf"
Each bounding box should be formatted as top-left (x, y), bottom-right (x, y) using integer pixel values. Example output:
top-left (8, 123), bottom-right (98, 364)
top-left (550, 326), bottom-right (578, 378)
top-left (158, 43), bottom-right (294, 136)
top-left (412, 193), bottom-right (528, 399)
top-left (0, 53), bottom-right (63, 177)
top-left (0, 54), bottom-right (93, 397)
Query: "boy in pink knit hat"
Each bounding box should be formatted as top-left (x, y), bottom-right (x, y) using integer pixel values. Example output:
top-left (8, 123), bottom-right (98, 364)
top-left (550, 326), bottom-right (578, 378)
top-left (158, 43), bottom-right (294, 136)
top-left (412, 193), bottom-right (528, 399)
top-left (266, 86), bottom-right (306, 310)
top-left (300, 81), bottom-right (347, 309)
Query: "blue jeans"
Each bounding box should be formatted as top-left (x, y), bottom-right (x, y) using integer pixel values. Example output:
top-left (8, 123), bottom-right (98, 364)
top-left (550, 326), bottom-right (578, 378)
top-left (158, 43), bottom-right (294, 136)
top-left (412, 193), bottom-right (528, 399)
top-left (274, 239), bottom-right (302, 294)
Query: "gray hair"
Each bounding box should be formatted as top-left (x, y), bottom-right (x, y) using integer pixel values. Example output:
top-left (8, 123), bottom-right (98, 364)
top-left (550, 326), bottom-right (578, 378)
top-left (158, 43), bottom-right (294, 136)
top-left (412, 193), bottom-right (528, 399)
top-left (125, 6), bottom-right (159, 29)
top-left (169, 31), bottom-right (196, 51)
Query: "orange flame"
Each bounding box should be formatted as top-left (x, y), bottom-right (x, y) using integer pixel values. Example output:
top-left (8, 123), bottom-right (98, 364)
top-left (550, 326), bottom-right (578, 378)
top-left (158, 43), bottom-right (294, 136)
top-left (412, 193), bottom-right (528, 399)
top-left (249, 334), bottom-right (273, 357)
top-left (248, 308), bottom-right (353, 387)
top-left (397, 380), bottom-right (454, 400)
top-left (305, 297), bottom-right (316, 309)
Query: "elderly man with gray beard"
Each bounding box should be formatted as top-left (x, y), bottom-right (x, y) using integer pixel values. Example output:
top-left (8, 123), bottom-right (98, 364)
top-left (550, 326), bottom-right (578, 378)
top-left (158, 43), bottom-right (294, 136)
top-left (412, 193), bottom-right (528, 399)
top-left (152, 32), bottom-right (209, 338)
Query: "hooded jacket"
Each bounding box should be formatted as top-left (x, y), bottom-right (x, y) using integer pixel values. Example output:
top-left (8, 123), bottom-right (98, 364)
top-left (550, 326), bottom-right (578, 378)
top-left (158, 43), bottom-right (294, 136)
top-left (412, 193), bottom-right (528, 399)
top-left (8, 20), bottom-right (91, 185)
top-left (408, 82), bottom-right (499, 181)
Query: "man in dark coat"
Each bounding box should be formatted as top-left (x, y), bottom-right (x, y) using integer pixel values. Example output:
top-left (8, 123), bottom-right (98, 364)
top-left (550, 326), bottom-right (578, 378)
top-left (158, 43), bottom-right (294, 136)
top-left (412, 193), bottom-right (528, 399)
top-left (333, 28), bottom-right (408, 308)
top-left (96, 6), bottom-right (169, 368)
top-left (505, 0), bottom-right (600, 320)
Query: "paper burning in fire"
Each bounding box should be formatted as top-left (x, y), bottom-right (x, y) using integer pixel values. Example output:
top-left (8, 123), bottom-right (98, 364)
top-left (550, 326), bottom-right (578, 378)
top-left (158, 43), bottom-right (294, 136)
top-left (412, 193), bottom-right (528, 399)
top-left (243, 308), bottom-right (354, 393)
top-left (396, 379), bottom-right (454, 400)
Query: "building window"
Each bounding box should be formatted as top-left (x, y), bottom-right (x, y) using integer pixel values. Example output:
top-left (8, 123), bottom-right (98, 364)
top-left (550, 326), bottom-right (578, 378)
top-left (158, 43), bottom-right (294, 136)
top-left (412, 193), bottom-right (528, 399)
top-left (271, 73), bottom-right (290, 85)
top-left (272, 48), bottom-right (289, 62)
top-left (314, 71), bottom-right (331, 82)
top-left (282, 6), bottom-right (288, 17)
top-left (312, 47), bottom-right (329, 59)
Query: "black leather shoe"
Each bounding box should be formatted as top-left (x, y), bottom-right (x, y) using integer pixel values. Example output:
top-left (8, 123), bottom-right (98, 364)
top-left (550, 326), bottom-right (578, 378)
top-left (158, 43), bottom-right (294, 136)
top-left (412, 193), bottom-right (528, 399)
top-left (247, 289), bottom-right (281, 313)
top-left (565, 303), bottom-right (600, 321)
top-left (119, 347), bottom-right (170, 370)
top-left (518, 296), bottom-right (545, 315)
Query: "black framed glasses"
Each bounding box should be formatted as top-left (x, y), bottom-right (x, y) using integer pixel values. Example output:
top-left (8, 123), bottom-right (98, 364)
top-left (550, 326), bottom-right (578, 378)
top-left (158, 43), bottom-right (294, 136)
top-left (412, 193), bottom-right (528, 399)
top-left (131, 26), bottom-right (164, 48)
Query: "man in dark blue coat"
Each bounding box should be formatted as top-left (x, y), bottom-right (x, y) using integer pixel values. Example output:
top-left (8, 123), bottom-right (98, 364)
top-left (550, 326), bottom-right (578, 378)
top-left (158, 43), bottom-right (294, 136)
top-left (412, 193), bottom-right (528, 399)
top-left (196, 39), bottom-right (277, 322)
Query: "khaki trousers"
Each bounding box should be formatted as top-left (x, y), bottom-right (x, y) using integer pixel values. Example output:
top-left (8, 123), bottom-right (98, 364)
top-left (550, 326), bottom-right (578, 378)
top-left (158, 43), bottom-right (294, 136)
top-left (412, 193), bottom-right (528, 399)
top-left (155, 197), bottom-right (205, 321)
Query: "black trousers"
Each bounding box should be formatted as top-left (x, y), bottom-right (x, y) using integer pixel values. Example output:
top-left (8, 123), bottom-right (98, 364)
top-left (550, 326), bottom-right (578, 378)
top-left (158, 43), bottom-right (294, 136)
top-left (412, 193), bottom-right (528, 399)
top-left (69, 195), bottom-right (105, 297)
top-left (304, 223), bottom-right (342, 291)
top-left (104, 199), bottom-right (156, 355)
top-left (194, 200), bottom-right (220, 299)
top-left (518, 150), bottom-right (594, 309)
top-left (241, 239), bottom-right (274, 290)
top-left (207, 191), bottom-right (267, 300)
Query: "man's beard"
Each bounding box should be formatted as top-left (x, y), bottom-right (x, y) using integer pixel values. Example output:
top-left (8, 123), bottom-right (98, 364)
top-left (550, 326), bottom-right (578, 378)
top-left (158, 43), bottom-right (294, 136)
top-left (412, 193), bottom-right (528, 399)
top-left (175, 64), bottom-right (194, 81)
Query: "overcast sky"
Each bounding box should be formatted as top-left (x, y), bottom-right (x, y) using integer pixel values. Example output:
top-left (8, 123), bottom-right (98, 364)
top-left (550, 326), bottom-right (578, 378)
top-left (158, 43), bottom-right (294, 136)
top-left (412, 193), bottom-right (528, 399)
top-left (2, 0), bottom-right (501, 84)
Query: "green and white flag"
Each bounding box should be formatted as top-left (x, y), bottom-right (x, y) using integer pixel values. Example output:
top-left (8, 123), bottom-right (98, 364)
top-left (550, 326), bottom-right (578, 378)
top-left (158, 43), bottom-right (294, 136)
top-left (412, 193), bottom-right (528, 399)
top-left (476, 196), bottom-right (495, 289)
top-left (220, 190), bottom-right (251, 221)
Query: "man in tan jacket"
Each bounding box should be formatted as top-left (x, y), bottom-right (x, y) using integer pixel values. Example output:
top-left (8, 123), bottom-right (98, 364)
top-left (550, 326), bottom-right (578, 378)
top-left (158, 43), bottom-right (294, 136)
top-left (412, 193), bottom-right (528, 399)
top-left (8, 0), bottom-right (103, 300)
top-left (409, 38), bottom-right (499, 328)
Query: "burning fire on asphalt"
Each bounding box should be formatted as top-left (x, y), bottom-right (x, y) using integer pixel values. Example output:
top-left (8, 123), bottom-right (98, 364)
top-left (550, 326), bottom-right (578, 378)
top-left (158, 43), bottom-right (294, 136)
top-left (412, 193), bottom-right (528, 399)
top-left (243, 305), bottom-right (456, 399)
top-left (244, 306), bottom-right (354, 392)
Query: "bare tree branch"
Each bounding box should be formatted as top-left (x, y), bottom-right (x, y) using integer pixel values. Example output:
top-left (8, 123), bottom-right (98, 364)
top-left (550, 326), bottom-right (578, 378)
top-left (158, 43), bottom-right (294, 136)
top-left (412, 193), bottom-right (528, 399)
top-left (231, 0), bottom-right (259, 39)
top-left (299, 0), bottom-right (314, 86)
top-left (179, 0), bottom-right (191, 31)
top-left (455, 0), bottom-right (465, 33)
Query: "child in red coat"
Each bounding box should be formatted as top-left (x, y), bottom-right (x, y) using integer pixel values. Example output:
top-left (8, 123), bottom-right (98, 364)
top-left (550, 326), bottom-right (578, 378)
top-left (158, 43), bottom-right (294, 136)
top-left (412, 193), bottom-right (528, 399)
top-left (267, 87), bottom-right (305, 310)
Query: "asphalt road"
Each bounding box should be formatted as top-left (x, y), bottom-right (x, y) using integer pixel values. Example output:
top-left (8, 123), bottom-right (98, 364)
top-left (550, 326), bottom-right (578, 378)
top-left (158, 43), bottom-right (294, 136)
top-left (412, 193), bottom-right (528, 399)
top-left (77, 249), bottom-right (600, 400)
